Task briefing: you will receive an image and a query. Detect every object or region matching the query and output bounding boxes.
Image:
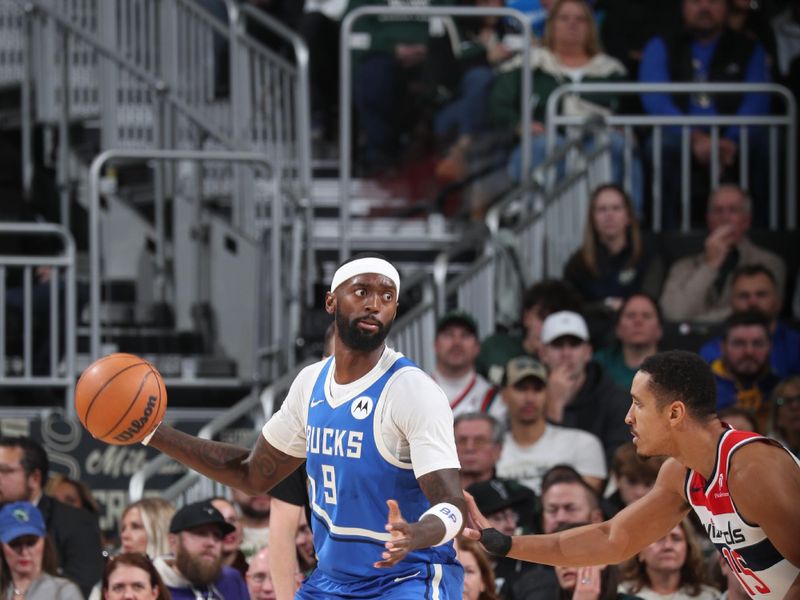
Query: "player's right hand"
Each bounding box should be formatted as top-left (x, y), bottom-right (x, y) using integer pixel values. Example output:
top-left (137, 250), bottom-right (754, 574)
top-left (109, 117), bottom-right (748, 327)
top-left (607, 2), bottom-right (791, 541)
top-left (460, 491), bottom-right (487, 541)
top-left (375, 499), bottom-right (413, 568)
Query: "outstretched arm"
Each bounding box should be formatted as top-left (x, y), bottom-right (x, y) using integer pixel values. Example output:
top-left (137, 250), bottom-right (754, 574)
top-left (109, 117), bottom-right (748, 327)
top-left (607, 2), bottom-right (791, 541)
top-left (149, 426), bottom-right (304, 495)
top-left (467, 458), bottom-right (690, 566)
top-left (376, 467), bottom-right (465, 568)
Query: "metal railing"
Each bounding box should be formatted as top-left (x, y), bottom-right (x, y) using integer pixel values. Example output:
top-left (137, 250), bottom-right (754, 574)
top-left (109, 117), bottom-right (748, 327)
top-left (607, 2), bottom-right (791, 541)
top-left (87, 150), bottom-right (303, 383)
top-left (0, 223), bottom-right (76, 412)
top-left (338, 5), bottom-right (534, 262)
top-left (545, 82), bottom-right (797, 231)
top-left (390, 127), bottom-right (613, 360)
top-left (129, 359), bottom-right (311, 503)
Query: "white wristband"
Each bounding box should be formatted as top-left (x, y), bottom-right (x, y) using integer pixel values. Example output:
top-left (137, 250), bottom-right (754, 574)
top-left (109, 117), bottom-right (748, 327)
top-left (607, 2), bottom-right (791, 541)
top-left (140, 422), bottom-right (161, 446)
top-left (421, 502), bottom-right (463, 546)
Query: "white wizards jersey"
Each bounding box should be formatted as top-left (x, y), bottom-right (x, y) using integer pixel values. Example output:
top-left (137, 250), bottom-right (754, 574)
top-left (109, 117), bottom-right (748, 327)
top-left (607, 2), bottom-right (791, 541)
top-left (685, 428), bottom-right (800, 600)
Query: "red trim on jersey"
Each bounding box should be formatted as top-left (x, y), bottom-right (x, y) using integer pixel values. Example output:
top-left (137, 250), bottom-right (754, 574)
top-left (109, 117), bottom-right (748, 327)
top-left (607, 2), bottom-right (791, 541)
top-left (479, 387), bottom-right (498, 412)
top-left (447, 373), bottom-right (477, 411)
top-left (688, 429), bottom-right (767, 515)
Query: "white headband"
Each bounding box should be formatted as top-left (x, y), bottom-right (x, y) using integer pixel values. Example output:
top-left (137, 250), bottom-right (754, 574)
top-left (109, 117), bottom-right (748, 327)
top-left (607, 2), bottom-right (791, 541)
top-left (330, 258), bottom-right (401, 296)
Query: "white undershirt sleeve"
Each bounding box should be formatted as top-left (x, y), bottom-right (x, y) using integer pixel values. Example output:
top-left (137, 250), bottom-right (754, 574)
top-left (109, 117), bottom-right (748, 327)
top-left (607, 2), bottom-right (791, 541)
top-left (387, 370), bottom-right (461, 479)
top-left (262, 362), bottom-right (325, 458)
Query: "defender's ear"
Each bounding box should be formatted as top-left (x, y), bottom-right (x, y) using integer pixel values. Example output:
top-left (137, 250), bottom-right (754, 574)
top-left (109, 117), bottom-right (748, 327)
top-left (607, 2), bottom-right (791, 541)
top-left (325, 291), bottom-right (336, 315)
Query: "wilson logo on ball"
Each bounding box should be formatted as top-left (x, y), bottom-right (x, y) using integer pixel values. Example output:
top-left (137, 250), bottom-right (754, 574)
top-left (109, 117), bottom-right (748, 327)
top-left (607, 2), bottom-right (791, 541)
top-left (114, 395), bottom-right (157, 442)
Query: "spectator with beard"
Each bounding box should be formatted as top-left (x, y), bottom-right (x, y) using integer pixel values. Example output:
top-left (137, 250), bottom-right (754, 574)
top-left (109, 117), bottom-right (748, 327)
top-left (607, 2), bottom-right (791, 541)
top-left (431, 311), bottom-right (497, 419)
top-left (210, 497), bottom-right (248, 578)
top-left (230, 488), bottom-right (271, 561)
top-left (154, 500), bottom-right (249, 600)
top-left (139, 254), bottom-right (467, 598)
top-left (246, 546), bottom-right (278, 600)
top-left (495, 356), bottom-right (607, 494)
top-left (454, 413), bottom-right (504, 490)
top-left (711, 311), bottom-right (780, 431)
top-left (699, 264), bottom-right (800, 379)
top-left (594, 294), bottom-right (663, 392)
top-left (539, 311), bottom-right (630, 464)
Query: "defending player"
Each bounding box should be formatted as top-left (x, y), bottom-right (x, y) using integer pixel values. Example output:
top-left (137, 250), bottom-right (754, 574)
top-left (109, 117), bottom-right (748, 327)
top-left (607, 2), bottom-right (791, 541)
top-left (464, 350), bottom-right (800, 600)
top-left (142, 253), bottom-right (465, 598)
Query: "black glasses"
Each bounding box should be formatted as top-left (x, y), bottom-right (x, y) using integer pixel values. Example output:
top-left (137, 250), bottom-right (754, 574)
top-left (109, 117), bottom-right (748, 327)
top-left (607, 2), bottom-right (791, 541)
top-left (776, 395), bottom-right (800, 407)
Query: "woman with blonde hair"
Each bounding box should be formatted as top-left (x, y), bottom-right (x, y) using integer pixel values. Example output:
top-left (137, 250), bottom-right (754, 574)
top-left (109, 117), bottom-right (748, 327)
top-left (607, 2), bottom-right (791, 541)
top-left (119, 498), bottom-right (175, 559)
top-left (490, 0), bottom-right (642, 205)
top-left (619, 519), bottom-right (720, 600)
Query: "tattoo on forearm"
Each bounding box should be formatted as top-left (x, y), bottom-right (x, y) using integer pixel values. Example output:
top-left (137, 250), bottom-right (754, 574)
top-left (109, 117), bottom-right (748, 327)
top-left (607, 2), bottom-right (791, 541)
top-left (151, 426), bottom-right (302, 494)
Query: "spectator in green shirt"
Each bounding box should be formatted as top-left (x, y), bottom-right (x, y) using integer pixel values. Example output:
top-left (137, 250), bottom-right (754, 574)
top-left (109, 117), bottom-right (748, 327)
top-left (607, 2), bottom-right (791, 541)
top-left (593, 293), bottom-right (663, 391)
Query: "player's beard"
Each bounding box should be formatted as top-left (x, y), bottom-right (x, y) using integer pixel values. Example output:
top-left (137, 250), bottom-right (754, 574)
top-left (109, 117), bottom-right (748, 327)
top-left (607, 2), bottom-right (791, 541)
top-left (336, 309), bottom-right (392, 353)
top-left (175, 540), bottom-right (223, 587)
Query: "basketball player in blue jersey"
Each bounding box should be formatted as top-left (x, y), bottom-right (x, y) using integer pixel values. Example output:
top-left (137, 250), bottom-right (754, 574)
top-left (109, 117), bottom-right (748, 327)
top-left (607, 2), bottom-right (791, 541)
top-left (464, 350), bottom-right (800, 600)
top-left (140, 253), bottom-right (466, 599)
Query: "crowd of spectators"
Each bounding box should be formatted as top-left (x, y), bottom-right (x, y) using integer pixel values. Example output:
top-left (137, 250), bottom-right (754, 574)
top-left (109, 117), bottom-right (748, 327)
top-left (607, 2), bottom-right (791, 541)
top-left (228, 0), bottom-right (799, 226)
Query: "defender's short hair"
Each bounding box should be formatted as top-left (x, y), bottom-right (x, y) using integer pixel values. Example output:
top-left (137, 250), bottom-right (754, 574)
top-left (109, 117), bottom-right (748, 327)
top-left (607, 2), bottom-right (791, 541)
top-left (639, 351), bottom-right (717, 419)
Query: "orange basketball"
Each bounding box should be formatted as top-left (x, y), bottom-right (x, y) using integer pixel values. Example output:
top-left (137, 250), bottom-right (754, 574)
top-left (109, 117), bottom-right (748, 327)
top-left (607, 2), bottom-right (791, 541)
top-left (75, 353), bottom-right (167, 445)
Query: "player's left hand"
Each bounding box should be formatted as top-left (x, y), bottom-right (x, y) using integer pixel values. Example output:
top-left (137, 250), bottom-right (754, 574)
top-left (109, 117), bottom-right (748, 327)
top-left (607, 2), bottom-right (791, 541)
top-left (375, 499), bottom-right (413, 568)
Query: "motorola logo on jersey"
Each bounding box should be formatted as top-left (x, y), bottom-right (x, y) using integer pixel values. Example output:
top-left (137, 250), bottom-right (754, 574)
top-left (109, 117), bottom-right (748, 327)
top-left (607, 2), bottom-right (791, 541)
top-left (350, 396), bottom-right (374, 420)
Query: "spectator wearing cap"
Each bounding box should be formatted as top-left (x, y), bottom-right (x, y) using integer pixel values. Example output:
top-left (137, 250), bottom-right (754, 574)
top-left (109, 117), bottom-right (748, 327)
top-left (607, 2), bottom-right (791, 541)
top-left (477, 280), bottom-right (583, 387)
top-left (153, 500), bottom-right (249, 600)
top-left (495, 356), bottom-right (607, 494)
top-left (711, 310), bottom-right (780, 432)
top-left (0, 501), bottom-right (83, 600)
top-left (699, 264), bottom-right (800, 379)
top-left (466, 478), bottom-right (539, 596)
top-left (0, 436), bottom-right (104, 597)
top-left (431, 310), bottom-right (498, 418)
top-left (454, 413), bottom-right (505, 490)
top-left (594, 293), bottom-right (663, 391)
top-left (506, 465), bottom-right (604, 600)
top-left (539, 311), bottom-right (631, 464)
top-left (605, 442), bottom-right (665, 517)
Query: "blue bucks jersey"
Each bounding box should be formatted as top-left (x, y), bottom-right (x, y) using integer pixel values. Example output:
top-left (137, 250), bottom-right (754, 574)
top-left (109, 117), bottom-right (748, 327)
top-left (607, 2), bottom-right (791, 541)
top-left (304, 355), bottom-right (459, 590)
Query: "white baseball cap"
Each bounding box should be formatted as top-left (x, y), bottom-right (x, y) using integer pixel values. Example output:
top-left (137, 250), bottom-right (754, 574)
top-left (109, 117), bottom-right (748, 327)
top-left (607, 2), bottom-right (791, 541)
top-left (541, 311), bottom-right (590, 344)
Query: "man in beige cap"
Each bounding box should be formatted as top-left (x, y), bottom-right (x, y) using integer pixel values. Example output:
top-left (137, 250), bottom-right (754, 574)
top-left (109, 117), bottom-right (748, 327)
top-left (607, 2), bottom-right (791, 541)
top-left (496, 356), bottom-right (607, 494)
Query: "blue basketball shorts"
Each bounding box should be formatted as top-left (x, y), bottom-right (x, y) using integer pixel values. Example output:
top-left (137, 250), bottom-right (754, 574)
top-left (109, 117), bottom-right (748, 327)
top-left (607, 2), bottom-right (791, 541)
top-left (295, 562), bottom-right (464, 599)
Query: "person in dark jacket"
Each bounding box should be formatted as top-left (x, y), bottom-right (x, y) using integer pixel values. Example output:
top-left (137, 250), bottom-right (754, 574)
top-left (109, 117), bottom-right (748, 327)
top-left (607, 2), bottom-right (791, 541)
top-left (564, 184), bottom-right (664, 313)
top-left (0, 436), bottom-right (104, 597)
top-left (639, 0), bottom-right (771, 228)
top-left (537, 311), bottom-right (631, 464)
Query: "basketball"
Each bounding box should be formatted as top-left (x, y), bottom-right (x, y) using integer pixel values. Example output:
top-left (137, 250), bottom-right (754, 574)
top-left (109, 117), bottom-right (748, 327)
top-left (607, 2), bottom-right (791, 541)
top-left (75, 353), bottom-right (167, 445)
